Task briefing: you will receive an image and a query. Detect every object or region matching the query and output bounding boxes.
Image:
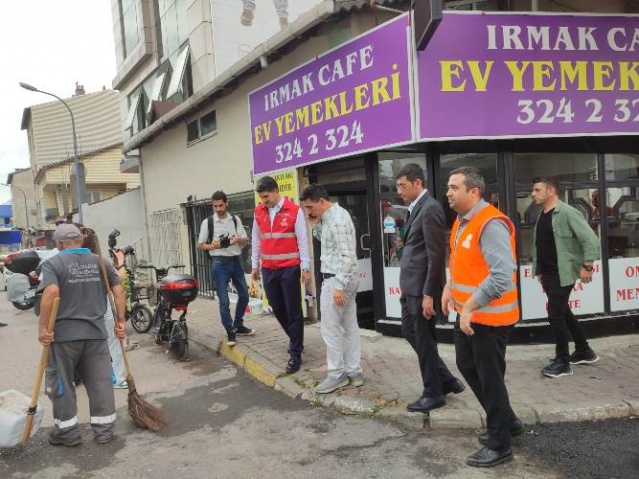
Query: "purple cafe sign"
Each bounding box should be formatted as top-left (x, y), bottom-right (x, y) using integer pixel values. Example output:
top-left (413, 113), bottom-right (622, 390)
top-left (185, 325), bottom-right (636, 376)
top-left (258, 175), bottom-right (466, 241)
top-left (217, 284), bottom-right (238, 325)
top-left (249, 14), bottom-right (413, 175)
top-left (417, 12), bottom-right (639, 140)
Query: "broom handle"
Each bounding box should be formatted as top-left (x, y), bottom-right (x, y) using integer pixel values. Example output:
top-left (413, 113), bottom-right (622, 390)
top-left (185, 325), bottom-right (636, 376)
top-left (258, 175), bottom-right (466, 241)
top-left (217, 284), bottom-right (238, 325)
top-left (93, 234), bottom-right (134, 380)
top-left (22, 297), bottom-right (59, 443)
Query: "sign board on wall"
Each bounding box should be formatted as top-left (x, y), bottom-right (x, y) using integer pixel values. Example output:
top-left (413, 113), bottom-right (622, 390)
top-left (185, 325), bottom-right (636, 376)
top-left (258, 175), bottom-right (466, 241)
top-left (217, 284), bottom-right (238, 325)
top-left (249, 13), bottom-right (414, 175)
top-left (211, 0), bottom-right (323, 77)
top-left (384, 267), bottom-right (402, 318)
top-left (253, 169), bottom-right (299, 204)
top-left (519, 262), bottom-right (604, 320)
top-left (417, 12), bottom-right (639, 140)
top-left (609, 257), bottom-right (639, 312)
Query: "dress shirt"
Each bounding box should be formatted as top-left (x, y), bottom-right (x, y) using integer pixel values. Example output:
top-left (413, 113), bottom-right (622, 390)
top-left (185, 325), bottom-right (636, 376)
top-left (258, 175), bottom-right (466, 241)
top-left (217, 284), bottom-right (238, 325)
top-left (251, 197), bottom-right (311, 270)
top-left (197, 213), bottom-right (247, 257)
top-left (408, 189), bottom-right (428, 214)
top-left (311, 203), bottom-right (358, 290)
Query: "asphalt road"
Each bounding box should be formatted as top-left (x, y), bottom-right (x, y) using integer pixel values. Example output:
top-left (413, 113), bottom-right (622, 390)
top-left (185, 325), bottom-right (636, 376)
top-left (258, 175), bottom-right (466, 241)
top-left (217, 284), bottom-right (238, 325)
top-left (0, 298), bottom-right (637, 478)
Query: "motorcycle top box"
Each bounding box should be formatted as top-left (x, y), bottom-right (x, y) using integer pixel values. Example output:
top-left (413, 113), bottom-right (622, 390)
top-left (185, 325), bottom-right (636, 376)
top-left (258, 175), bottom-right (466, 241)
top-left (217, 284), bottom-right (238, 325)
top-left (5, 251), bottom-right (40, 276)
top-left (158, 274), bottom-right (199, 307)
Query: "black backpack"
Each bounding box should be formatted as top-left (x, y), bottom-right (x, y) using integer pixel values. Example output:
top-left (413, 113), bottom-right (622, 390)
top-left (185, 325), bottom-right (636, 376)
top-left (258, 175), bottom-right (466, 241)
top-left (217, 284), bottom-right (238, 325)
top-left (206, 214), bottom-right (238, 244)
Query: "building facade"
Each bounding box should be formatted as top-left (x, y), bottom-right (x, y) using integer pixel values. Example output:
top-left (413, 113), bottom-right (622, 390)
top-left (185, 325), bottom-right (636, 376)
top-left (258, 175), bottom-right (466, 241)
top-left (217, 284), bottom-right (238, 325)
top-left (18, 86), bottom-right (140, 237)
top-left (111, 0), bottom-right (639, 338)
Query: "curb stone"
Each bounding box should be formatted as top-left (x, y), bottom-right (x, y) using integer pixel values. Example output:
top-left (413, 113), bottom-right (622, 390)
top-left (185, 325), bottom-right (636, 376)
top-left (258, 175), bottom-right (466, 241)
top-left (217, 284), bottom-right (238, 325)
top-left (428, 408), bottom-right (483, 429)
top-left (188, 324), bottom-right (638, 430)
top-left (624, 399), bottom-right (639, 416)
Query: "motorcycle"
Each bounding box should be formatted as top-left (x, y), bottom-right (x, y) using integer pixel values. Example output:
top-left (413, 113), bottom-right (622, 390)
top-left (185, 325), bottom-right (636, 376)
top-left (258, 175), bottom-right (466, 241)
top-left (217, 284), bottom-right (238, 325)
top-left (4, 250), bottom-right (43, 311)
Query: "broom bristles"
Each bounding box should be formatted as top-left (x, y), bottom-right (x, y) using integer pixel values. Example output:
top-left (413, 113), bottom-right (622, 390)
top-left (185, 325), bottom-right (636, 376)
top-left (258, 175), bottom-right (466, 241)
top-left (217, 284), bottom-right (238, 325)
top-left (126, 376), bottom-right (166, 431)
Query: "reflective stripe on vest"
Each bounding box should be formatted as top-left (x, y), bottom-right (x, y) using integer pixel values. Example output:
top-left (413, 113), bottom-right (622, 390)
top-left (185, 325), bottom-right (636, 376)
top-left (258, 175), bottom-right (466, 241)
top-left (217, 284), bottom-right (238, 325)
top-left (449, 204), bottom-right (520, 327)
top-left (261, 252), bottom-right (300, 260)
top-left (260, 232), bottom-right (297, 239)
top-left (254, 197), bottom-right (301, 269)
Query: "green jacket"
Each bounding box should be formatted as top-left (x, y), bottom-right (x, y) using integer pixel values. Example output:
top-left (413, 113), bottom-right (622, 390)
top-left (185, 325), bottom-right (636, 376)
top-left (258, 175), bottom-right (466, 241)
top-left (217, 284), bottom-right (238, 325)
top-left (532, 200), bottom-right (600, 287)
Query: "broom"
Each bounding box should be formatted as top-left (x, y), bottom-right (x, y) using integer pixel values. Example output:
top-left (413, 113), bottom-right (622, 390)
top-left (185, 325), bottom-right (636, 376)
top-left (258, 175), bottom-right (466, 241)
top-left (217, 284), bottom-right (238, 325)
top-left (92, 232), bottom-right (166, 431)
top-left (22, 296), bottom-right (60, 444)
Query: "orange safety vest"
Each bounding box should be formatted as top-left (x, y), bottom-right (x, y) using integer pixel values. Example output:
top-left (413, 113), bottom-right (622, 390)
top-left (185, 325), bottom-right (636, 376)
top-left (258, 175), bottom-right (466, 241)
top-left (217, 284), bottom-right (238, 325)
top-left (449, 204), bottom-right (520, 327)
top-left (254, 197), bottom-right (301, 269)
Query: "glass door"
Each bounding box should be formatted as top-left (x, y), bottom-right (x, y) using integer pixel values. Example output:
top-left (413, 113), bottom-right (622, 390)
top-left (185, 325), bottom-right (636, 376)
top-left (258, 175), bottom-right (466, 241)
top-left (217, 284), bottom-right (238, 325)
top-left (378, 152), bottom-right (429, 319)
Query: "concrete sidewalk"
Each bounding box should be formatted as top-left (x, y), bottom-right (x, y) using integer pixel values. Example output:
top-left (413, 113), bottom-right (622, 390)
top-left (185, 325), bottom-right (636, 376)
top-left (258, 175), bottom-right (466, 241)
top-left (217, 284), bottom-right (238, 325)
top-left (182, 298), bottom-right (639, 430)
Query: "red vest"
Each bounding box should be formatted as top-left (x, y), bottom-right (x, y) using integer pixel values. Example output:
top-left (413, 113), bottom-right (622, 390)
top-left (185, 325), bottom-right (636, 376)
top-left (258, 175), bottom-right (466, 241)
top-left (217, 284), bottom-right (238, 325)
top-left (254, 197), bottom-right (301, 269)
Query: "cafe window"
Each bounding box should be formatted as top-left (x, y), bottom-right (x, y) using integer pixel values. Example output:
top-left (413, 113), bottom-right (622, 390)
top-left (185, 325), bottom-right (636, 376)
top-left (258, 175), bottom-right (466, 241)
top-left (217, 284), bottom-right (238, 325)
top-left (514, 153), bottom-right (598, 262)
top-left (514, 152), bottom-right (604, 320)
top-left (439, 153), bottom-right (498, 229)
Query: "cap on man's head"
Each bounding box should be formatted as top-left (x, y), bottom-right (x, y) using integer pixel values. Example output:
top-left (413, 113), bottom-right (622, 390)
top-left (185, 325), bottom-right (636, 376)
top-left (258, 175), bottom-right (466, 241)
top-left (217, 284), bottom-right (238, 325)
top-left (53, 223), bottom-right (83, 241)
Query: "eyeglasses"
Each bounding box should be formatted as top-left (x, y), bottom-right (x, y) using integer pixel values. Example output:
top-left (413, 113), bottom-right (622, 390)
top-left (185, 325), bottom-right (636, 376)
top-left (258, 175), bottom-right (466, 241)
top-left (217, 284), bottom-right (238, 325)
top-left (396, 182), bottom-right (413, 191)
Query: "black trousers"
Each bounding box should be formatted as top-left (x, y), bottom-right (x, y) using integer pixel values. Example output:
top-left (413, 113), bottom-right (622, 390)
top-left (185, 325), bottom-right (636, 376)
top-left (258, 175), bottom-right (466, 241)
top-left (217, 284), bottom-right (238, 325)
top-left (262, 265), bottom-right (304, 356)
top-left (454, 320), bottom-right (516, 452)
top-left (541, 273), bottom-right (590, 363)
top-left (401, 295), bottom-right (456, 398)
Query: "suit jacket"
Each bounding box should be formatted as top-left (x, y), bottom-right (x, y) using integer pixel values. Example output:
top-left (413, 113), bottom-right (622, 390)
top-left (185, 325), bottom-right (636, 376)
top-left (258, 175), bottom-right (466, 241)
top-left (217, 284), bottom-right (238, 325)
top-left (399, 191), bottom-right (447, 298)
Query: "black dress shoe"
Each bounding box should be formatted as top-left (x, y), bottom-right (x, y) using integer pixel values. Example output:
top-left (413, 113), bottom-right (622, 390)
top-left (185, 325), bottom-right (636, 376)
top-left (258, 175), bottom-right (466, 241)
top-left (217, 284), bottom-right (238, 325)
top-left (466, 446), bottom-right (513, 468)
top-left (285, 356), bottom-right (301, 374)
top-left (477, 419), bottom-right (525, 446)
top-left (406, 395), bottom-right (445, 413)
top-left (442, 378), bottom-right (466, 395)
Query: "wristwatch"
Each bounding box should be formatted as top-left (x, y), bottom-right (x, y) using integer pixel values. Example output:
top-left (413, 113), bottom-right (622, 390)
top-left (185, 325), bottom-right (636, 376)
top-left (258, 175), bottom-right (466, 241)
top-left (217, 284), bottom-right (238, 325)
top-left (582, 263), bottom-right (594, 272)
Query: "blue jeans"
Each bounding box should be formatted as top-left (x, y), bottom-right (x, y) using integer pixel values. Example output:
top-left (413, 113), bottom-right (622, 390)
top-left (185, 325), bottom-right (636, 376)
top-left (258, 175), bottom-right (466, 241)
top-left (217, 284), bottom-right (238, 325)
top-left (212, 257), bottom-right (249, 334)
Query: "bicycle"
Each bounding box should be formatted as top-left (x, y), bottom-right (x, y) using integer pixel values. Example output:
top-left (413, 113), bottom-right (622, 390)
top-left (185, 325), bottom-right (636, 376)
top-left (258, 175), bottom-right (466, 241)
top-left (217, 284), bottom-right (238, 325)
top-left (126, 264), bottom-right (154, 333)
top-left (137, 264), bottom-right (199, 359)
top-left (107, 229), bottom-right (153, 333)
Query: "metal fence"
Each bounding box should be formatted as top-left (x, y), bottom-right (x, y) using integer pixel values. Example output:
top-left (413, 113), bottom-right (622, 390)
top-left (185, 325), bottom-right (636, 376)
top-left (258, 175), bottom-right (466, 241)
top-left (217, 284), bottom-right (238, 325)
top-left (149, 208), bottom-right (183, 269)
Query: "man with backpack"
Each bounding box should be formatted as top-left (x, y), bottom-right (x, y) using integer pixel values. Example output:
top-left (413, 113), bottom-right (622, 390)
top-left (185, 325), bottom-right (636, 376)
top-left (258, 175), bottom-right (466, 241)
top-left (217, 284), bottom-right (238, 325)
top-left (198, 191), bottom-right (253, 346)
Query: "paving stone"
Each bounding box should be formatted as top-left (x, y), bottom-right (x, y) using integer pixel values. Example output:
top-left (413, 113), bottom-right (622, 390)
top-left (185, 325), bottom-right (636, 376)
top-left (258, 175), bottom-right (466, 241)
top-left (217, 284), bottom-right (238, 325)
top-left (184, 298), bottom-right (639, 431)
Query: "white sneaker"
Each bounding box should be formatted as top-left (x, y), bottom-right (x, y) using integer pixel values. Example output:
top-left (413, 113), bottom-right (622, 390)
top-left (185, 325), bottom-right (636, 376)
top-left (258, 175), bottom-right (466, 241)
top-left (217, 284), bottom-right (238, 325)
top-left (315, 374), bottom-right (349, 394)
top-left (348, 374), bottom-right (364, 388)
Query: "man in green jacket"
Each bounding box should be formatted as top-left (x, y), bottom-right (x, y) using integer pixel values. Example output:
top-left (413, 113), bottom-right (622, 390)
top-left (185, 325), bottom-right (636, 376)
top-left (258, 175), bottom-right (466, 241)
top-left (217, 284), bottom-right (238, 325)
top-left (531, 177), bottom-right (601, 378)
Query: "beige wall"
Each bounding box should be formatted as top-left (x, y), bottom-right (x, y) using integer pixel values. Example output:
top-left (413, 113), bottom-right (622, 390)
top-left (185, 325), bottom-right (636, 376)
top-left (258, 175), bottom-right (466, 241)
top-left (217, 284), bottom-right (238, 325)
top-left (81, 188), bottom-right (148, 261)
top-left (9, 169), bottom-right (37, 231)
top-left (138, 16), bottom-right (374, 212)
top-left (27, 90), bottom-right (122, 169)
top-left (137, 13), bottom-right (374, 267)
top-left (43, 147), bottom-right (141, 189)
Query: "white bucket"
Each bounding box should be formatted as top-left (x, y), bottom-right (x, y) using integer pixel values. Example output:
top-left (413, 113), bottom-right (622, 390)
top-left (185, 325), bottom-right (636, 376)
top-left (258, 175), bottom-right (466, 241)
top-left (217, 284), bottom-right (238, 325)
top-left (0, 390), bottom-right (44, 447)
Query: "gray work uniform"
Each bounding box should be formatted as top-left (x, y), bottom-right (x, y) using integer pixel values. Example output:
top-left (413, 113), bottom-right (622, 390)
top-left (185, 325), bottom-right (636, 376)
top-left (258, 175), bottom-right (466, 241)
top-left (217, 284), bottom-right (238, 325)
top-left (40, 248), bottom-right (120, 443)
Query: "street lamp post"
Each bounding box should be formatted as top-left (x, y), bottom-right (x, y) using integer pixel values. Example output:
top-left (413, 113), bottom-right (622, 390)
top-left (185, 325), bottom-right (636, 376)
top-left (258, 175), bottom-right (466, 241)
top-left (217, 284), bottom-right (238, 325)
top-left (19, 82), bottom-right (85, 224)
top-left (1, 183), bottom-right (29, 231)
top-left (2, 183), bottom-right (30, 246)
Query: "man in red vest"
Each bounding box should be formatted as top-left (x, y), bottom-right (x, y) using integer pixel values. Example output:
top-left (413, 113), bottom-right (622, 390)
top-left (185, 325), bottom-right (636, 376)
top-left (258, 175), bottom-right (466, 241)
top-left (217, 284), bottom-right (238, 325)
top-left (251, 176), bottom-right (311, 373)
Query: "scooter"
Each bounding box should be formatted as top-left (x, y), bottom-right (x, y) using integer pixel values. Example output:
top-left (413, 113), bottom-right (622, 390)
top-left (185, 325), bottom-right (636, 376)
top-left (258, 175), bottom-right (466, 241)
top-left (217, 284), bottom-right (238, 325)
top-left (4, 251), bottom-right (42, 311)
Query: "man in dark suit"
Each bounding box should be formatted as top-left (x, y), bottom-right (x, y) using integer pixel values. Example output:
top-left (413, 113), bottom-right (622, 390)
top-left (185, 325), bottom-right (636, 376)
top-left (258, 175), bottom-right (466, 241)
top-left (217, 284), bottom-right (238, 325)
top-left (396, 163), bottom-right (465, 413)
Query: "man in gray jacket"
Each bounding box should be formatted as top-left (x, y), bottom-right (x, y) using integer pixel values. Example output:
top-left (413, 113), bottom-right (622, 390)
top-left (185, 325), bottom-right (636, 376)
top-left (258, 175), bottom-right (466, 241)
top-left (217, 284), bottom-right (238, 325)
top-left (396, 164), bottom-right (464, 414)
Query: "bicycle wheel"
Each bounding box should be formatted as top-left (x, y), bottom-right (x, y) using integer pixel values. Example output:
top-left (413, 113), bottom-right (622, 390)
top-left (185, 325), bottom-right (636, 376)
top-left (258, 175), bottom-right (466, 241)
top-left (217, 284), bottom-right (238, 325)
top-left (169, 322), bottom-right (188, 359)
top-left (130, 304), bottom-right (153, 333)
